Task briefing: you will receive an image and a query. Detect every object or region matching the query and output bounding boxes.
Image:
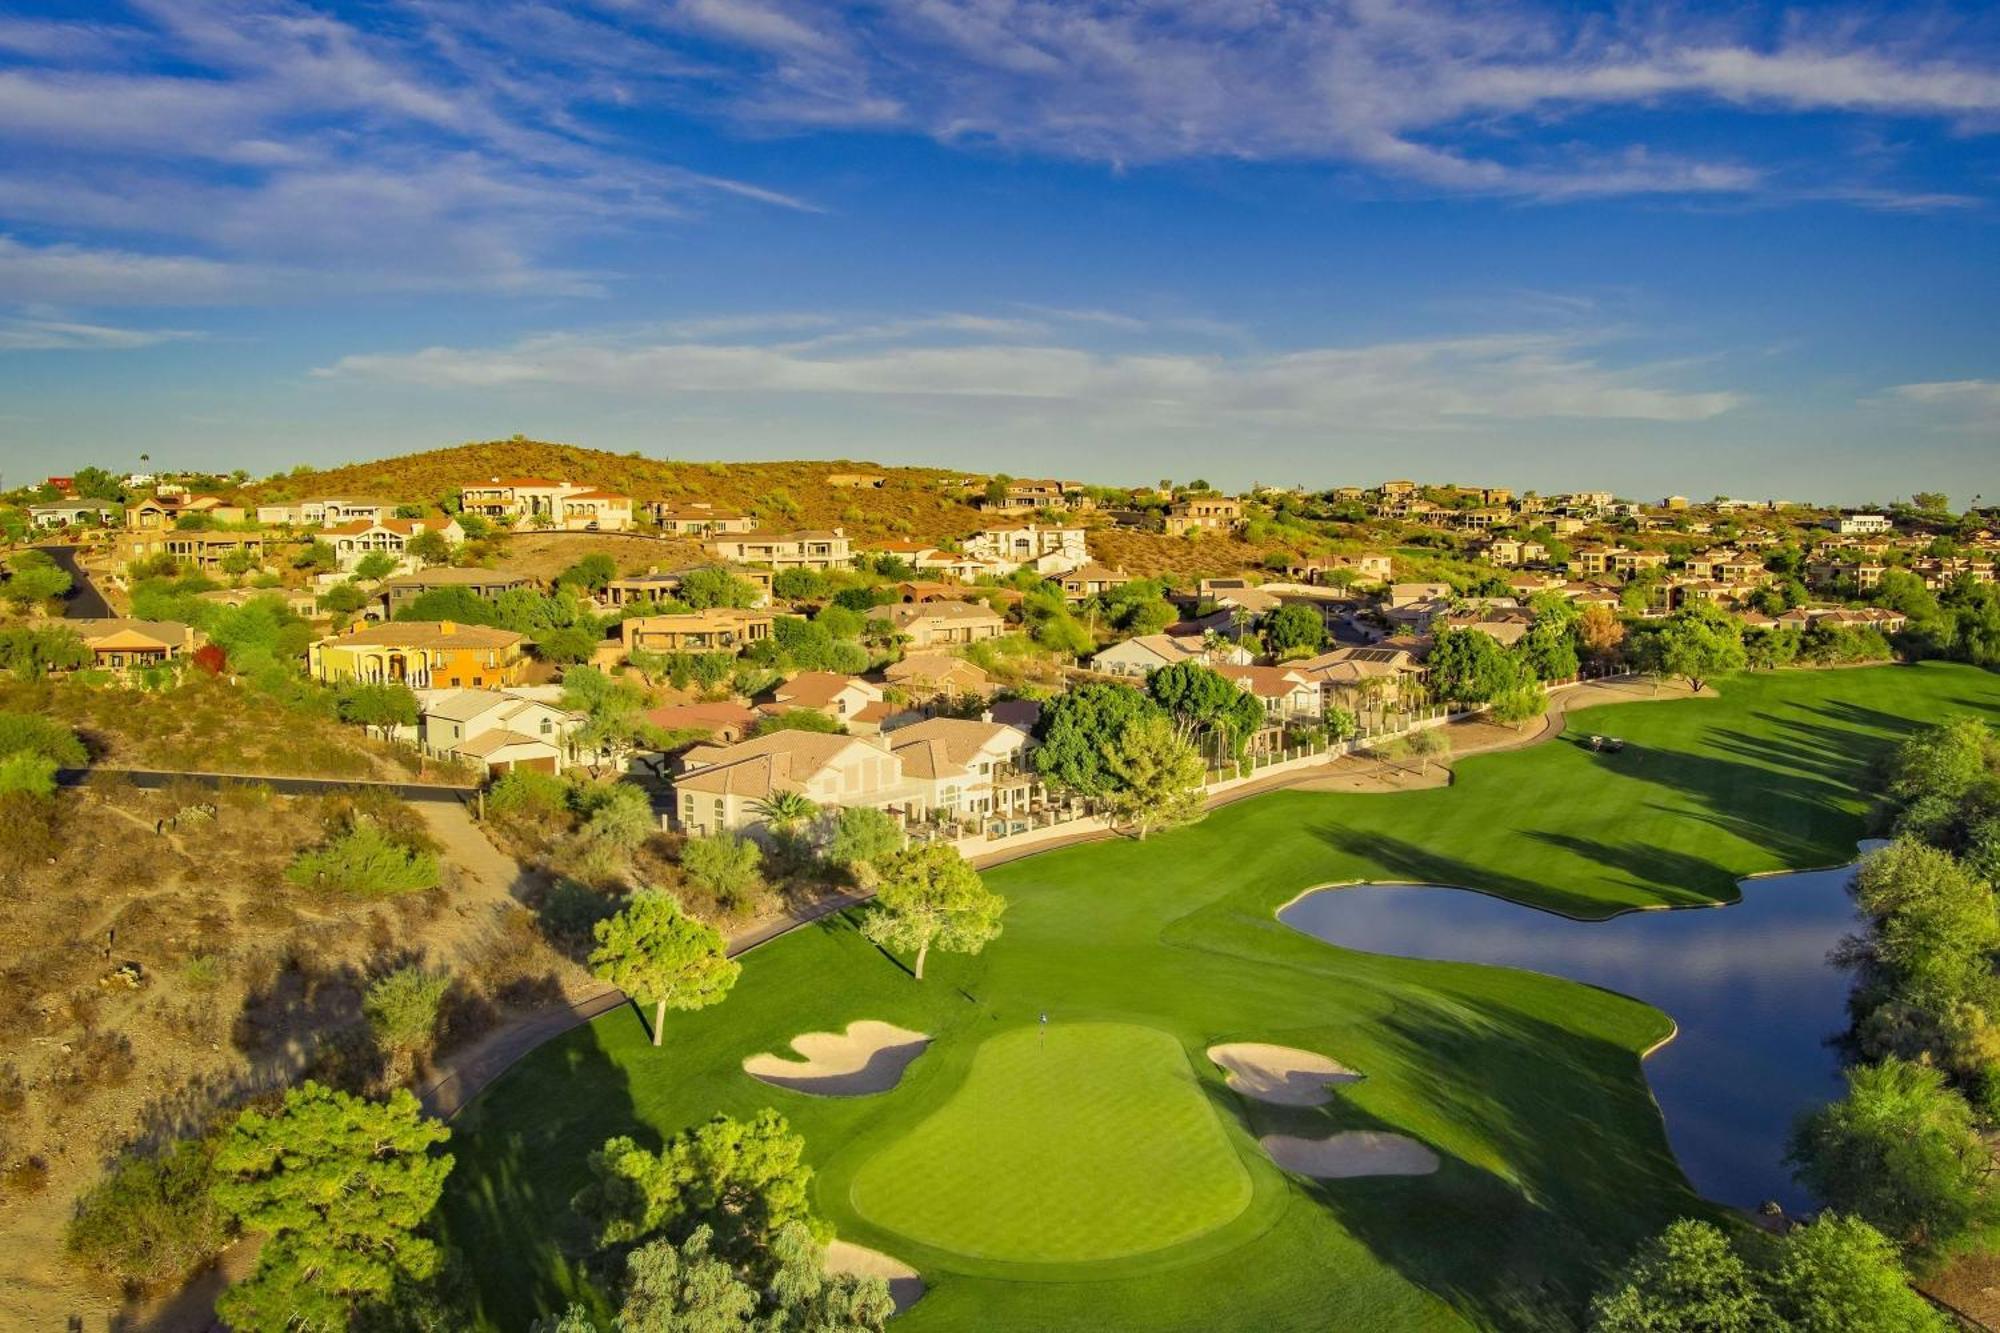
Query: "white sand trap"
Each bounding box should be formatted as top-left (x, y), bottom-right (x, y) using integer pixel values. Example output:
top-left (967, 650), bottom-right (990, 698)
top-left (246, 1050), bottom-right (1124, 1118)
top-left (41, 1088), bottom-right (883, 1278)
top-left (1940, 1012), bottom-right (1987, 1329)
top-left (1209, 1042), bottom-right (1363, 1106)
top-left (825, 1239), bottom-right (924, 1313)
top-left (743, 1021), bottom-right (931, 1097)
top-left (1261, 1131), bottom-right (1440, 1179)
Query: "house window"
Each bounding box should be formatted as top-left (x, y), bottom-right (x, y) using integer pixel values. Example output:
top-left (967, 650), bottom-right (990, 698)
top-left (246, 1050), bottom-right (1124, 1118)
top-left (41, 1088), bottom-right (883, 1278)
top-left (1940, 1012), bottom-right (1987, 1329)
top-left (450, 677), bottom-right (462, 688)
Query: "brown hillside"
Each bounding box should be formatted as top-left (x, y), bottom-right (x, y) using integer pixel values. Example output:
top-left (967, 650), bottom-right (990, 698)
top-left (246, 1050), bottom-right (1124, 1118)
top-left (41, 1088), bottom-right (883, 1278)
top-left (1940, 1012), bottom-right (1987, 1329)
top-left (250, 439), bottom-right (1302, 579)
top-left (248, 440), bottom-right (991, 547)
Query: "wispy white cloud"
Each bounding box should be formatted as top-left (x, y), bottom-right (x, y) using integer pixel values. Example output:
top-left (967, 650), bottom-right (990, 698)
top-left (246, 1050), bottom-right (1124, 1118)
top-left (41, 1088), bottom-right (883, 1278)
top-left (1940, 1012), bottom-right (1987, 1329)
top-left (1886, 379), bottom-right (2000, 429)
top-left (0, 314), bottom-right (200, 351)
top-left (316, 318), bottom-right (1742, 431)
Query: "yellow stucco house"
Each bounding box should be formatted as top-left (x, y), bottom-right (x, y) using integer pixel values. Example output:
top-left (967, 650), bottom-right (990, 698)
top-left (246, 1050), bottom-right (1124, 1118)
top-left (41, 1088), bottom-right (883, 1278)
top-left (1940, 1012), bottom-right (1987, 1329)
top-left (309, 621), bottom-right (527, 690)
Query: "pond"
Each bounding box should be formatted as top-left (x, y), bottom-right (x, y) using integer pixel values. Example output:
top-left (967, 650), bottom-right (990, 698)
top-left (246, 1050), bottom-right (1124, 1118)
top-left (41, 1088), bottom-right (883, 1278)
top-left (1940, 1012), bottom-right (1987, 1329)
top-left (1278, 845), bottom-right (1883, 1212)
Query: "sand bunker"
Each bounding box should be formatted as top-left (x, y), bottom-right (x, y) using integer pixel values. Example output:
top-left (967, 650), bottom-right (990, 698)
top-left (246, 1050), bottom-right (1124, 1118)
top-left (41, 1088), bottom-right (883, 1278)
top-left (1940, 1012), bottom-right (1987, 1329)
top-left (825, 1240), bottom-right (924, 1313)
top-left (1209, 1042), bottom-right (1363, 1106)
top-left (1260, 1131), bottom-right (1440, 1179)
top-left (743, 1021), bottom-right (931, 1097)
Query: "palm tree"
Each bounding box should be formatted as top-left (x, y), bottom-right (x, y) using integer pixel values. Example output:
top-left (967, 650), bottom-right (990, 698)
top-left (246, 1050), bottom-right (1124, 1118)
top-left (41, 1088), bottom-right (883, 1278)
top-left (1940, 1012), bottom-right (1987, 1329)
top-left (753, 790), bottom-right (818, 833)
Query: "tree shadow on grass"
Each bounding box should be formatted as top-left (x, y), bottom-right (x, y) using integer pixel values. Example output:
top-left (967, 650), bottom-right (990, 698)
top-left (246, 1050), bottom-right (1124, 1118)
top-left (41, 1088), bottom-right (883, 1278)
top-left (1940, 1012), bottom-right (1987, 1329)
top-left (1520, 832), bottom-right (1736, 907)
top-left (437, 1016), bottom-right (643, 1330)
top-left (1255, 996), bottom-right (1696, 1331)
top-left (1314, 826), bottom-right (1620, 919)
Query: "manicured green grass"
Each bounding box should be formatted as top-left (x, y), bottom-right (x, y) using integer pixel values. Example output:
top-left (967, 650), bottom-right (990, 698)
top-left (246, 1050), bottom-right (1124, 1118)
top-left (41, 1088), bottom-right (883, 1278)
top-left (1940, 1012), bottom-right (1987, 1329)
top-left (849, 1022), bottom-right (1254, 1264)
top-left (440, 664), bottom-right (2000, 1333)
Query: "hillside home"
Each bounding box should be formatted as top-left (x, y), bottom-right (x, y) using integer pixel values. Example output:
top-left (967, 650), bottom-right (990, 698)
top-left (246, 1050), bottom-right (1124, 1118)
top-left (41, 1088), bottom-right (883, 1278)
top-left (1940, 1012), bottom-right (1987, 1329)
top-left (602, 566), bottom-right (773, 608)
top-left (416, 688), bottom-right (584, 776)
top-left (118, 530), bottom-right (266, 573)
top-left (620, 609), bottom-right (774, 654)
top-left (325, 516), bottom-right (464, 572)
top-left (961, 524), bottom-right (1089, 575)
top-left (827, 473), bottom-right (886, 488)
top-left (1059, 563), bottom-right (1131, 601)
top-left (28, 501), bottom-right (113, 528)
top-left (881, 653), bottom-right (992, 703)
top-left (70, 619), bottom-right (198, 673)
top-left (254, 498), bottom-right (392, 527)
top-left (866, 600), bottom-right (1008, 648)
top-left (647, 503), bottom-right (756, 536)
top-left (557, 490), bottom-right (635, 531)
top-left (125, 495), bottom-right (242, 529)
top-left (1088, 633), bottom-right (1253, 678)
top-left (460, 477), bottom-right (634, 530)
top-left (1216, 664), bottom-right (1322, 722)
top-left (1164, 497), bottom-right (1245, 536)
top-left (706, 529), bottom-right (854, 572)
top-left (764, 672), bottom-right (891, 733)
top-left (1828, 513), bottom-right (1893, 536)
top-left (673, 732), bottom-right (904, 836)
top-left (373, 568), bottom-right (529, 618)
top-left (884, 717), bottom-right (1033, 820)
top-left (309, 621), bottom-right (527, 689)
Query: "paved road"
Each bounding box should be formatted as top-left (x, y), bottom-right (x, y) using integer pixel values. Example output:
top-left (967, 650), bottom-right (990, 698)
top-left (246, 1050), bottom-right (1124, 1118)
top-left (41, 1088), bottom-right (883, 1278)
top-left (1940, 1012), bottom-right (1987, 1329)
top-left (55, 767), bottom-right (478, 803)
top-left (33, 542), bottom-right (111, 617)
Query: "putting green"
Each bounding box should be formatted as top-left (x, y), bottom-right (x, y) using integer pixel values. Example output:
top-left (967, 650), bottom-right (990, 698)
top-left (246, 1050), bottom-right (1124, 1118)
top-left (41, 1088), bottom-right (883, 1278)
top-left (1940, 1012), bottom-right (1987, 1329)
top-left (848, 1021), bottom-right (1253, 1264)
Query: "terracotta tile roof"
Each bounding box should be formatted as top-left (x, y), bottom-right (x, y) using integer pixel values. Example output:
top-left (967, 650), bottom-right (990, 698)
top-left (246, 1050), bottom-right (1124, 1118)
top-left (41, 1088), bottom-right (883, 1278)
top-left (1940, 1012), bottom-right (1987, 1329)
top-left (329, 621), bottom-right (524, 650)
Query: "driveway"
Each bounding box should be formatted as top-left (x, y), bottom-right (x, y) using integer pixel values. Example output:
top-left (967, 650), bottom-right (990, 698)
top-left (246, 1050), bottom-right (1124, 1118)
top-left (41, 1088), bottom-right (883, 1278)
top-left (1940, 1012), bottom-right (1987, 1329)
top-left (33, 543), bottom-right (111, 618)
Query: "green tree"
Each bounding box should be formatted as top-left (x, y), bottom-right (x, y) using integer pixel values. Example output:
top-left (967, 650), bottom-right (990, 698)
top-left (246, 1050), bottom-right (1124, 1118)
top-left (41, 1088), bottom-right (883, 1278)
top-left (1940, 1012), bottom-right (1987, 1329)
top-left (294, 539), bottom-right (337, 572)
top-left (860, 843), bottom-right (1006, 980)
top-left (772, 568), bottom-right (831, 602)
top-left (617, 1224), bottom-right (758, 1329)
top-left (336, 681), bottom-right (419, 740)
top-left (1787, 1056), bottom-right (1995, 1258)
top-left (1889, 717), bottom-right (1994, 806)
top-left (0, 625), bottom-right (88, 679)
top-left (557, 552), bottom-right (619, 593)
top-left (1656, 602), bottom-right (1747, 693)
top-left (826, 805), bottom-right (904, 876)
top-left (0, 750), bottom-right (59, 799)
top-left (753, 789), bottom-right (818, 833)
top-left (0, 712), bottom-right (87, 766)
top-left (4, 551), bottom-right (71, 608)
top-left (405, 529), bottom-right (453, 566)
top-left (1427, 627), bottom-right (1519, 703)
top-left (1765, 1213), bottom-right (1946, 1332)
top-left (1587, 1218), bottom-right (1772, 1333)
top-left (1099, 712), bottom-right (1207, 840)
top-left (752, 710), bottom-right (842, 737)
top-left (575, 1109), bottom-right (818, 1256)
top-left (1265, 603), bottom-right (1327, 658)
top-left (677, 567), bottom-right (762, 610)
top-left (318, 581), bottom-right (371, 616)
top-left (1488, 682), bottom-right (1548, 731)
top-left (212, 1083), bottom-right (452, 1333)
top-left (589, 890), bottom-right (740, 1047)
top-left (1032, 683), bottom-right (1162, 796)
top-left (1404, 725), bottom-right (1451, 776)
top-left (353, 550), bottom-right (400, 582)
top-left (286, 821), bottom-right (441, 897)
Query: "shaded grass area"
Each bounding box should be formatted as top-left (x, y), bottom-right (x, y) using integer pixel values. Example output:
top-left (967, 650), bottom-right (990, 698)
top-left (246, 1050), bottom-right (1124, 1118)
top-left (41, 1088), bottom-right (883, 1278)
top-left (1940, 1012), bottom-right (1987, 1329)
top-left (440, 663), bottom-right (2000, 1332)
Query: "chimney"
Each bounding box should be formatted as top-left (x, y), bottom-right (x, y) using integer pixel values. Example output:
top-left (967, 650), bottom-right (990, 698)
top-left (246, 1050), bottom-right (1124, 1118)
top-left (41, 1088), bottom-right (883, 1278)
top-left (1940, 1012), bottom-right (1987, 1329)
top-left (439, 620), bottom-right (457, 636)
top-left (980, 709), bottom-right (993, 724)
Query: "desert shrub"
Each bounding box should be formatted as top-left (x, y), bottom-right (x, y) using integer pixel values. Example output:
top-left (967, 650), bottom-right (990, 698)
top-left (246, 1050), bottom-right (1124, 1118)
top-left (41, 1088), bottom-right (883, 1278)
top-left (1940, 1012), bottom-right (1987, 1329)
top-left (59, 1031), bottom-right (136, 1090)
top-left (180, 955), bottom-right (225, 991)
top-left (3, 1155), bottom-right (50, 1198)
top-left (538, 880), bottom-right (618, 948)
top-left (679, 833), bottom-right (763, 913)
top-left (286, 822), bottom-right (441, 897)
top-left (364, 967), bottom-right (451, 1057)
top-left (488, 768), bottom-right (572, 827)
top-left (0, 749), bottom-right (59, 798)
top-left (0, 711), bottom-right (86, 766)
top-left (0, 1063), bottom-right (22, 1118)
top-left (64, 1137), bottom-right (233, 1293)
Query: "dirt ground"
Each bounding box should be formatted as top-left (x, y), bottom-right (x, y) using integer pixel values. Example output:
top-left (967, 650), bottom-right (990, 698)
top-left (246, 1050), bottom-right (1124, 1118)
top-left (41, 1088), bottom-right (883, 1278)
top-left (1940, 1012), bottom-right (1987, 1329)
top-left (488, 531), bottom-right (709, 584)
top-left (0, 780), bottom-right (585, 1332)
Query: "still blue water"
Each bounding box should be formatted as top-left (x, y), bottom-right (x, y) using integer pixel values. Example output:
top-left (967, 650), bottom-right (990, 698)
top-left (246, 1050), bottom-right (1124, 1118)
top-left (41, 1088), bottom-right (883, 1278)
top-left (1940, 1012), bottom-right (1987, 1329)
top-left (1277, 848), bottom-right (1880, 1211)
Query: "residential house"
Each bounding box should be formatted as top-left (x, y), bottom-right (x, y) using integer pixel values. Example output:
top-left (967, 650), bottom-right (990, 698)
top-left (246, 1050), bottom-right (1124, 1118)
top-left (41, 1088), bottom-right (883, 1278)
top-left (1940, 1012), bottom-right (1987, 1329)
top-left (1293, 646), bottom-right (1427, 715)
top-left (309, 621), bottom-right (527, 689)
top-left (647, 503), bottom-right (757, 536)
top-left (125, 494), bottom-right (242, 529)
top-left (1610, 549), bottom-right (1669, 579)
top-left (961, 524), bottom-right (1089, 575)
top-left (706, 529), bottom-right (855, 572)
top-left (1806, 559), bottom-right (1886, 591)
top-left (1289, 553), bottom-right (1393, 584)
top-left (884, 717), bottom-right (1032, 821)
top-left (254, 498), bottom-right (393, 527)
top-left (373, 567), bottom-right (529, 618)
top-left (70, 619), bottom-right (198, 672)
top-left (866, 600), bottom-right (1008, 648)
top-left (1828, 513), bottom-right (1893, 536)
top-left (881, 653), bottom-right (992, 704)
top-left (1378, 480), bottom-right (1419, 498)
top-left (673, 732), bottom-right (903, 836)
top-left (1216, 664), bottom-right (1321, 722)
top-left (118, 529), bottom-right (266, 573)
top-left (1058, 563), bottom-right (1131, 601)
top-left (1386, 582), bottom-right (1452, 608)
top-left (620, 609), bottom-right (774, 655)
top-left (1088, 633), bottom-right (1253, 678)
top-left (459, 477), bottom-right (634, 530)
top-left (416, 688), bottom-right (584, 775)
top-left (646, 701), bottom-right (760, 745)
top-left (324, 516), bottom-right (464, 573)
top-left (602, 566), bottom-right (773, 608)
top-left (826, 473), bottom-right (886, 488)
top-left (197, 586), bottom-right (320, 619)
top-left (1163, 496), bottom-right (1245, 536)
top-left (1480, 537), bottom-right (1549, 568)
top-left (28, 501), bottom-right (113, 528)
top-left (1686, 550), bottom-right (1769, 583)
top-left (763, 671), bottom-right (892, 733)
top-left (980, 479), bottom-right (1093, 512)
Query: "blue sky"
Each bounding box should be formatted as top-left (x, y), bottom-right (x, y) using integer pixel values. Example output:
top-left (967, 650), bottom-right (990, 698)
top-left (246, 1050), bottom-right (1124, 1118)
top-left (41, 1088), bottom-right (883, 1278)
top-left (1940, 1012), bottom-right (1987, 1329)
top-left (0, 0), bottom-right (1996, 502)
